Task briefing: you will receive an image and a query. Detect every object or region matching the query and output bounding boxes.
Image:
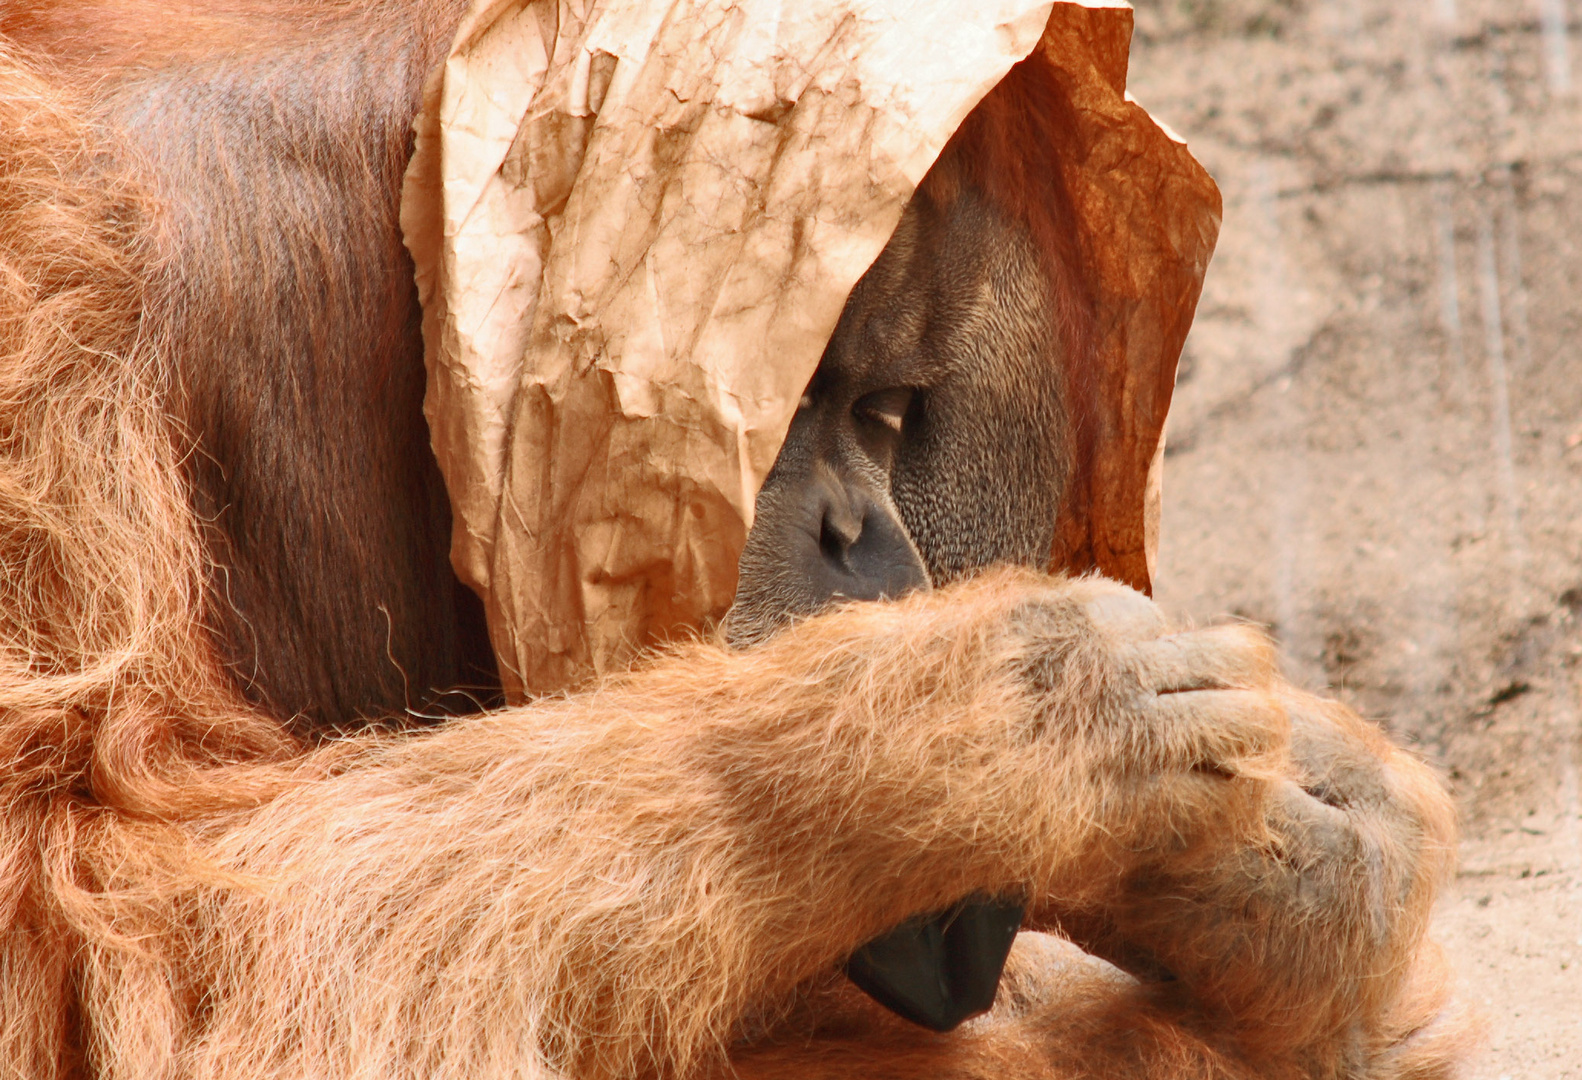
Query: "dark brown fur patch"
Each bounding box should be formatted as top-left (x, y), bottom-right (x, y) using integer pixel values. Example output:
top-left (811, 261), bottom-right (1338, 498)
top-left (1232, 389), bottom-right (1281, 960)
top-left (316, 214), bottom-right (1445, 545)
top-left (5, 0), bottom-right (496, 731)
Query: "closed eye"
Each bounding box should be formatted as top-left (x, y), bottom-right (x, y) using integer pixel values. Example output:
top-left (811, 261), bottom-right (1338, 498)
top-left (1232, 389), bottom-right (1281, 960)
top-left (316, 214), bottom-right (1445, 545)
top-left (854, 387), bottom-right (914, 434)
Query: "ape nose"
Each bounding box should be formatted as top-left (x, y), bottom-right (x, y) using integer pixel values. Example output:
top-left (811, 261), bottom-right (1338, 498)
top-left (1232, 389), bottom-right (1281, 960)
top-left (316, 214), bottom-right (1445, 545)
top-left (814, 478), bottom-right (930, 602)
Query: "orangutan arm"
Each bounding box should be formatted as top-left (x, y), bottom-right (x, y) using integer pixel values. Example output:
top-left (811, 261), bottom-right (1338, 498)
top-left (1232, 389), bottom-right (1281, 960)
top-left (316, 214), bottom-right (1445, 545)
top-left (156, 569), bottom-right (1283, 1080)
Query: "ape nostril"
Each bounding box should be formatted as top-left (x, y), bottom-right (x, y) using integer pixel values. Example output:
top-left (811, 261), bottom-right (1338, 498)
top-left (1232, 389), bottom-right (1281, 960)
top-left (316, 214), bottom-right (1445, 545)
top-left (729, 466), bottom-right (931, 641)
top-left (812, 490), bottom-right (929, 603)
top-left (819, 509), bottom-right (856, 569)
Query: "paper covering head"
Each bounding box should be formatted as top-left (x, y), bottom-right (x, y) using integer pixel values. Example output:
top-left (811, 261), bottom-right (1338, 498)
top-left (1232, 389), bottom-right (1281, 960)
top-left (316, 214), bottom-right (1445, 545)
top-left (402, 0), bottom-right (1221, 700)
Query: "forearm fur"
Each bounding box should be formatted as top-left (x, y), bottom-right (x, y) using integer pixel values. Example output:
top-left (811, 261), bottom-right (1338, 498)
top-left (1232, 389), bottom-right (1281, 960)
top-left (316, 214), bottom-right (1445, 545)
top-left (78, 570), bottom-right (1280, 1080)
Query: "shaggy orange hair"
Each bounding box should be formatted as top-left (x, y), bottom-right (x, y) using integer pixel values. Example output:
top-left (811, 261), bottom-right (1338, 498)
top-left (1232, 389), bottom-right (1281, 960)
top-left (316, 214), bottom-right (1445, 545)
top-left (0, 16), bottom-right (1472, 1080)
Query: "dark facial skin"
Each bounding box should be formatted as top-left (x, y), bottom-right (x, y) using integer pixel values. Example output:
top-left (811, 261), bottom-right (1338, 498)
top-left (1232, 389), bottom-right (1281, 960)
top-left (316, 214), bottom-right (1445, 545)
top-left (726, 184), bottom-right (1068, 647)
top-left (725, 182), bottom-right (1073, 1031)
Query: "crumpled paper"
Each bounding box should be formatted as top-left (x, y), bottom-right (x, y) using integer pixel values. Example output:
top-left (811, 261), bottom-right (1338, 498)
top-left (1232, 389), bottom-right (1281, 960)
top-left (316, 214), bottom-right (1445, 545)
top-left (401, 0), bottom-right (1220, 701)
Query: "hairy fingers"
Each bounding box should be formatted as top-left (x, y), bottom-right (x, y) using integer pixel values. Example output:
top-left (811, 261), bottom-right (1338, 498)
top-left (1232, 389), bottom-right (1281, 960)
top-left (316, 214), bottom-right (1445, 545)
top-left (1119, 620), bottom-right (1285, 775)
top-left (1124, 624), bottom-right (1277, 696)
top-left (1060, 687), bottom-right (1463, 1072)
top-left (1077, 584), bottom-right (1169, 641)
top-left (1015, 578), bottom-right (1285, 780)
top-left (1140, 689), bottom-right (1286, 775)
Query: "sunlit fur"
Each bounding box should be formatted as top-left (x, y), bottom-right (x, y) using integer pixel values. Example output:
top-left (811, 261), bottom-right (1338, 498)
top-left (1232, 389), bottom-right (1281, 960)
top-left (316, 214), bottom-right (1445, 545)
top-left (0, 43), bottom-right (301, 1077)
top-left (0, 8), bottom-right (1472, 1080)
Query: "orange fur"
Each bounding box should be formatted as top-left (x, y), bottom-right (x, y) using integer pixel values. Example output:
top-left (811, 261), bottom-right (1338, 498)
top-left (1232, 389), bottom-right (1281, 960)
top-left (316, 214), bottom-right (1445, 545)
top-left (0, 10), bottom-right (1471, 1080)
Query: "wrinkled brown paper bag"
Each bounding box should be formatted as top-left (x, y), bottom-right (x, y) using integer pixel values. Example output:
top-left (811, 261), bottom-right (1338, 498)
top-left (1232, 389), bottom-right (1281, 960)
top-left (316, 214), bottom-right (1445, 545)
top-left (402, 0), bottom-right (1221, 701)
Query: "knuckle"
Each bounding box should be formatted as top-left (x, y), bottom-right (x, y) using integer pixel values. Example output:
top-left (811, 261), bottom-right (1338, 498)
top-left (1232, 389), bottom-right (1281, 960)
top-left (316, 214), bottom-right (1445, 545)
top-left (1122, 626), bottom-right (1277, 694)
top-left (1156, 688), bottom-right (1288, 762)
top-left (1076, 581), bottom-right (1168, 642)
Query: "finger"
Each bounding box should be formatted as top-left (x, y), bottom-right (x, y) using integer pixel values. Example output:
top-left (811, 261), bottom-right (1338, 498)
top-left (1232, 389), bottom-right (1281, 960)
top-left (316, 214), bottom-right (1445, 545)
top-left (1145, 687), bottom-right (1288, 769)
top-left (1270, 778), bottom-right (1352, 835)
top-left (1080, 586), bottom-right (1169, 642)
top-left (1125, 623), bottom-right (1277, 694)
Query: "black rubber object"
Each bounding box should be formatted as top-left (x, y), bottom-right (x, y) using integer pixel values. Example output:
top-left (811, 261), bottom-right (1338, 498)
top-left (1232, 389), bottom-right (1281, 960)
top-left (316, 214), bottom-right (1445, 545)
top-left (844, 896), bottom-right (1025, 1032)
